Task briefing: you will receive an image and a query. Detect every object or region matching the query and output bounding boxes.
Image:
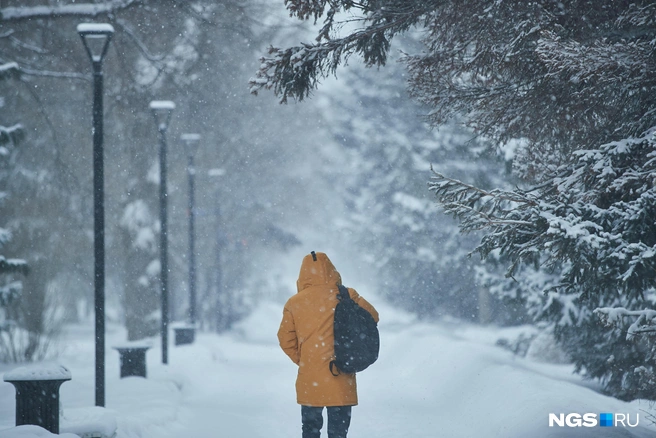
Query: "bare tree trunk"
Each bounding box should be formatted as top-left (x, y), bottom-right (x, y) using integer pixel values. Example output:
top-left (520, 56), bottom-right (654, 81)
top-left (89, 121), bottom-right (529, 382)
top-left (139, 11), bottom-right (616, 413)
top-left (478, 286), bottom-right (493, 324)
top-left (120, 203), bottom-right (160, 341)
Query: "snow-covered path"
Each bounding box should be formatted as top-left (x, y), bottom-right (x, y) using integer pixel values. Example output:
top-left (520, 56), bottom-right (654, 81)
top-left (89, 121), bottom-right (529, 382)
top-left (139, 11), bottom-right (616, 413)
top-left (2, 300), bottom-right (656, 437)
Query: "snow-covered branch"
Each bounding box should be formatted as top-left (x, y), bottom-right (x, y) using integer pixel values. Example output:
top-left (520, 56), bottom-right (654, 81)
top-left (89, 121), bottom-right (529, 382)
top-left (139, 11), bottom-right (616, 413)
top-left (0, 124), bottom-right (23, 146)
top-left (431, 128), bottom-right (656, 292)
top-left (596, 307), bottom-right (656, 341)
top-left (0, 1), bottom-right (141, 21)
top-left (0, 62), bottom-right (18, 80)
top-left (536, 30), bottom-right (651, 85)
top-left (16, 65), bottom-right (88, 81)
top-left (114, 19), bottom-right (167, 63)
top-left (0, 281), bottom-right (21, 307)
top-left (428, 169), bottom-right (537, 235)
top-left (0, 256), bottom-right (28, 276)
top-left (249, 3), bottom-right (426, 102)
top-left (2, 49), bottom-right (86, 82)
top-left (429, 169), bottom-right (535, 205)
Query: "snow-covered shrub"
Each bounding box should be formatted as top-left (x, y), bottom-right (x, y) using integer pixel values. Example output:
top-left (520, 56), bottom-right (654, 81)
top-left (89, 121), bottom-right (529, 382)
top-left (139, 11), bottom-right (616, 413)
top-left (525, 330), bottom-right (569, 364)
top-left (496, 332), bottom-right (537, 358)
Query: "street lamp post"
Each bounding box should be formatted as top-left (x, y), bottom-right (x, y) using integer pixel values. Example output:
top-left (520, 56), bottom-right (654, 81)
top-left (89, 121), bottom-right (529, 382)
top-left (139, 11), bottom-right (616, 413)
top-left (77, 22), bottom-right (114, 408)
top-left (149, 100), bottom-right (175, 365)
top-left (180, 134), bottom-right (201, 328)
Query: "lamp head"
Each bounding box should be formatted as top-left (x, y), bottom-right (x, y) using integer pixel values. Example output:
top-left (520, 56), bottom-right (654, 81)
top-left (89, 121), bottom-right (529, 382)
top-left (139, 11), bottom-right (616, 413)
top-left (180, 133), bottom-right (201, 157)
top-left (77, 23), bottom-right (114, 63)
top-left (149, 101), bottom-right (176, 131)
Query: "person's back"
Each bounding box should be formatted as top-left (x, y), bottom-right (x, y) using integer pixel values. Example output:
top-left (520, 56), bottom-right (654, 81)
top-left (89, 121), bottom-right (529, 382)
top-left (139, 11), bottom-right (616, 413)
top-left (278, 251), bottom-right (379, 438)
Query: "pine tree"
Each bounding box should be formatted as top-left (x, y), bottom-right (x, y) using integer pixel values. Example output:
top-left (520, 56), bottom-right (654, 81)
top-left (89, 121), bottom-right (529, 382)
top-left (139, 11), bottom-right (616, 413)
top-left (252, 0), bottom-right (656, 398)
top-left (429, 130), bottom-right (656, 399)
top-left (251, 1), bottom-right (656, 175)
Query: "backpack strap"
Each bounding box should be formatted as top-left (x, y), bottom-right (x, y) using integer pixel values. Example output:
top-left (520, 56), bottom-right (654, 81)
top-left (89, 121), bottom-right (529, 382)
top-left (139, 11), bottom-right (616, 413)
top-left (337, 284), bottom-right (351, 302)
top-left (329, 360), bottom-right (340, 376)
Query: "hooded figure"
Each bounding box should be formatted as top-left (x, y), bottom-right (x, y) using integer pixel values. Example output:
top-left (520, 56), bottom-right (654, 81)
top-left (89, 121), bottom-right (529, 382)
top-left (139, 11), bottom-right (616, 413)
top-left (278, 251), bottom-right (379, 408)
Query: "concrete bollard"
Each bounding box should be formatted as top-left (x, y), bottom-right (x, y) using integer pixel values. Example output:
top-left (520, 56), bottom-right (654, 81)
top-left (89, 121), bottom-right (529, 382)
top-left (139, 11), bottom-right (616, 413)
top-left (172, 322), bottom-right (196, 346)
top-left (112, 342), bottom-right (151, 378)
top-left (3, 363), bottom-right (71, 434)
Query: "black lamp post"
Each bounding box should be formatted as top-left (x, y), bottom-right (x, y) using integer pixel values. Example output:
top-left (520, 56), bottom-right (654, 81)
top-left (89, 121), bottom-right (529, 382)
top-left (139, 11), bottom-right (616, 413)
top-left (150, 100), bottom-right (175, 364)
top-left (181, 133), bottom-right (201, 328)
top-left (77, 22), bottom-right (114, 408)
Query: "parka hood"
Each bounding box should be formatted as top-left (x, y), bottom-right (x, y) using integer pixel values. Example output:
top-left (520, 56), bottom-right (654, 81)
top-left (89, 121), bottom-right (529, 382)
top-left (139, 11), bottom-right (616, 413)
top-left (296, 251), bottom-right (342, 293)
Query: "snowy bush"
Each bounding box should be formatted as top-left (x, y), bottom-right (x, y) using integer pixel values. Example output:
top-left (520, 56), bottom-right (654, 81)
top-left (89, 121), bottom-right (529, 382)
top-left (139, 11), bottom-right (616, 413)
top-left (525, 330), bottom-right (569, 365)
top-left (496, 332), bottom-right (537, 358)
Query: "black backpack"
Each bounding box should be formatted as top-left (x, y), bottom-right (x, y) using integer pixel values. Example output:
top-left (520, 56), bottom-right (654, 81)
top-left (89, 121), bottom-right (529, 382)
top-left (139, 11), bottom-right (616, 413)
top-left (330, 284), bottom-right (380, 375)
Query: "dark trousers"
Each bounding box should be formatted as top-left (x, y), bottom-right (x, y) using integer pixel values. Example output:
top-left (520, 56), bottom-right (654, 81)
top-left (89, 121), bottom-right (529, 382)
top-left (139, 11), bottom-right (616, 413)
top-left (301, 405), bottom-right (352, 438)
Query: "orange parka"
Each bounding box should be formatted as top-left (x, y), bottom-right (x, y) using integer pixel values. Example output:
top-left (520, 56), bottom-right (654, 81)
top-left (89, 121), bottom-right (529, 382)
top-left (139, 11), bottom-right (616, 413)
top-left (277, 252), bottom-right (379, 407)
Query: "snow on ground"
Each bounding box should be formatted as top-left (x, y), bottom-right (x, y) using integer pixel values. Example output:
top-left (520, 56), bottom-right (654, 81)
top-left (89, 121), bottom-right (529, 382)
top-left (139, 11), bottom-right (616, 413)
top-left (1, 297), bottom-right (656, 438)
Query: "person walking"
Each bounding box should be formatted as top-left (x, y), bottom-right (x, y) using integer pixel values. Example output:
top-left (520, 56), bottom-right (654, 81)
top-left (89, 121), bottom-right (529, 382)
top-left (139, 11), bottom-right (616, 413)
top-left (278, 251), bottom-right (379, 438)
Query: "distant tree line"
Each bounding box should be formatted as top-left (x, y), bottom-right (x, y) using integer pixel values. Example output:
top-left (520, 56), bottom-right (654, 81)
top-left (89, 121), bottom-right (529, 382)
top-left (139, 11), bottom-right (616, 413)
top-left (0, 0), bottom-right (316, 360)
